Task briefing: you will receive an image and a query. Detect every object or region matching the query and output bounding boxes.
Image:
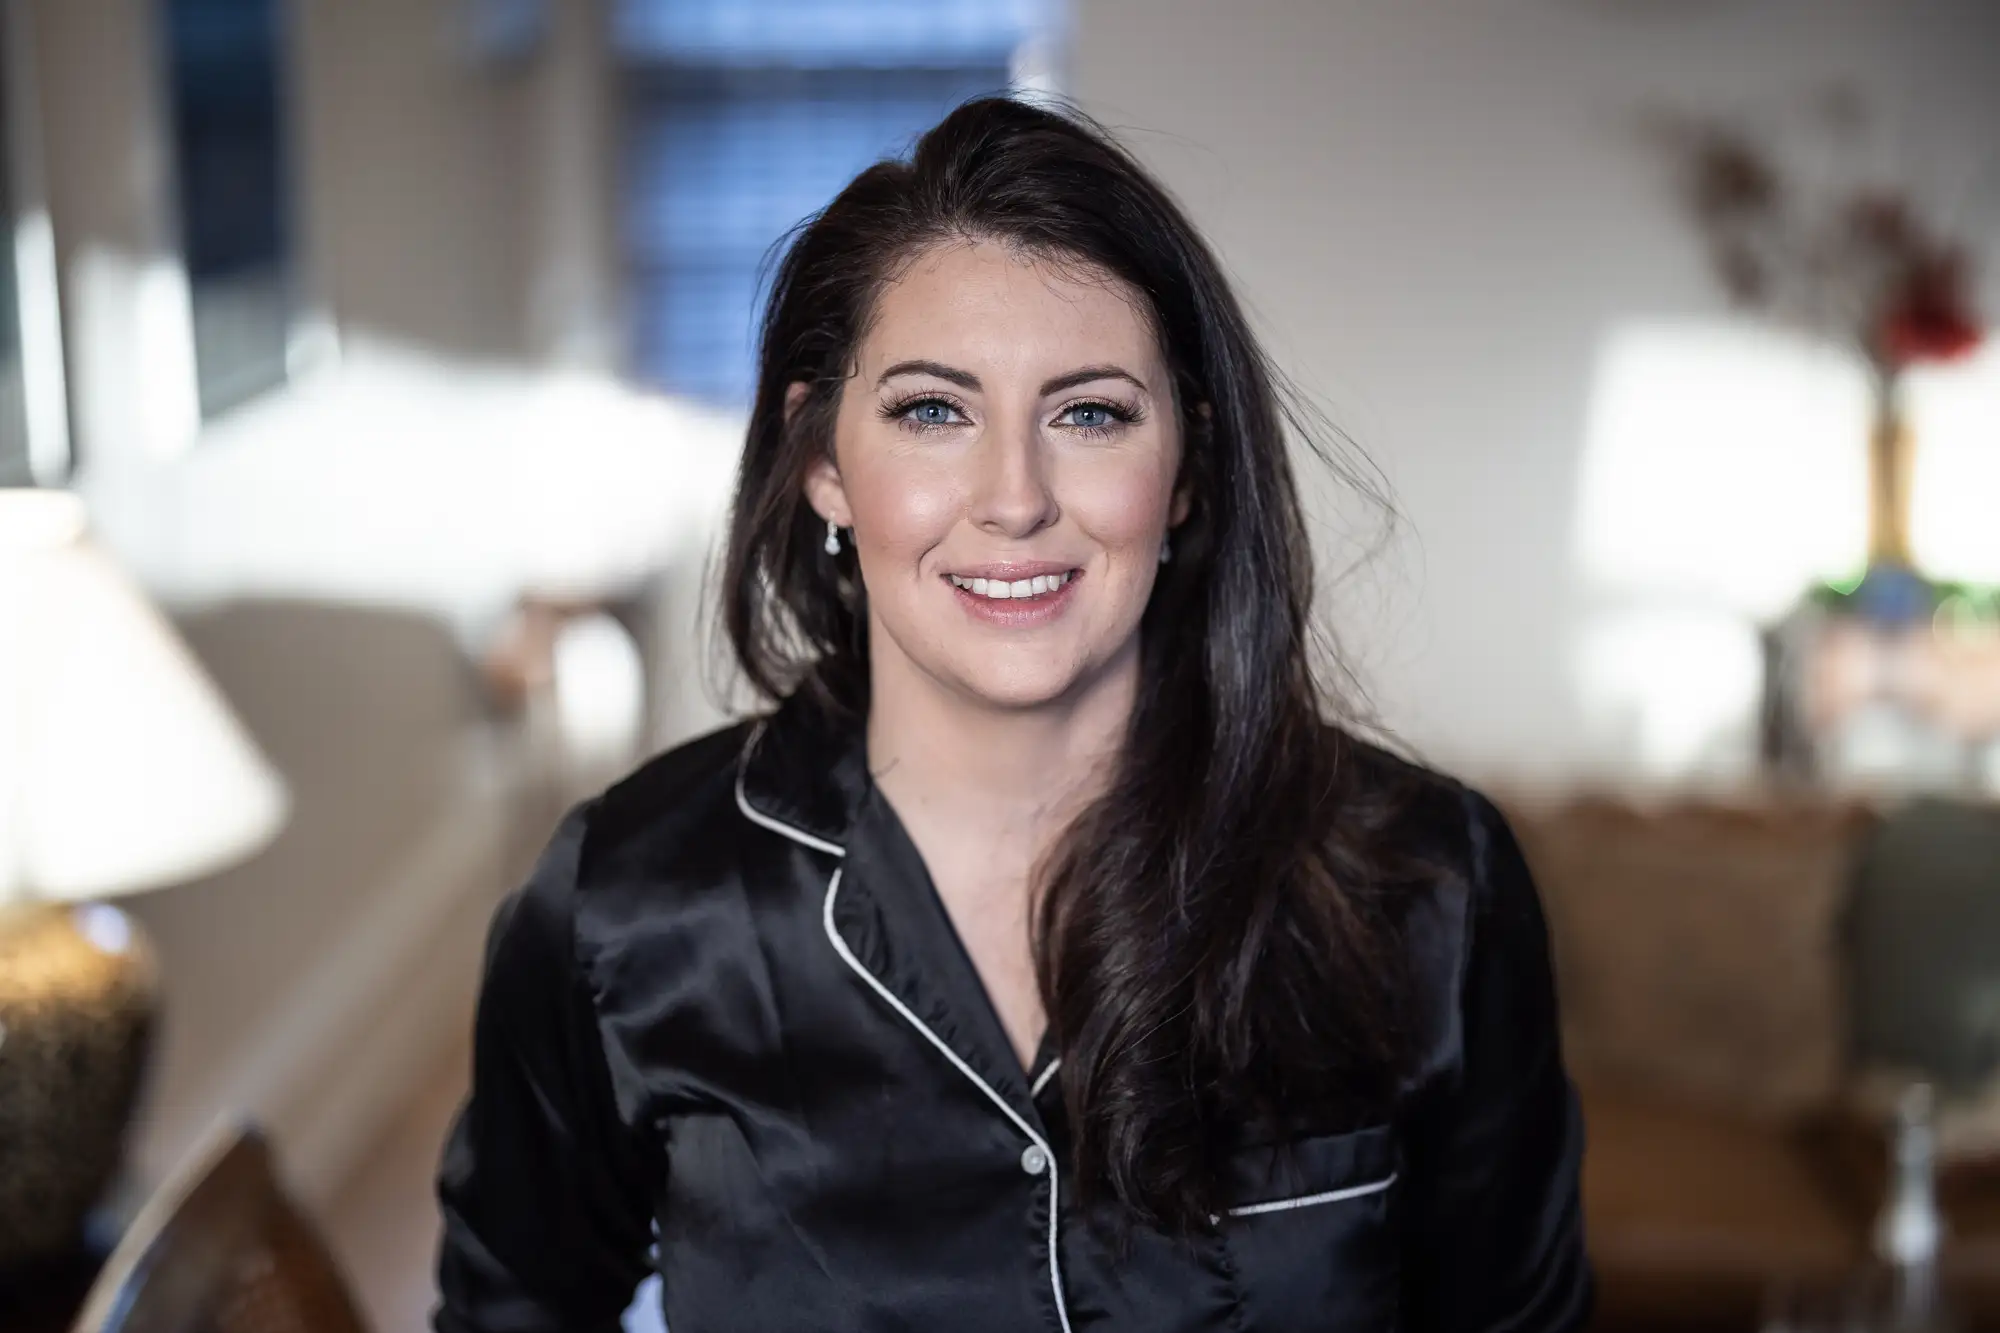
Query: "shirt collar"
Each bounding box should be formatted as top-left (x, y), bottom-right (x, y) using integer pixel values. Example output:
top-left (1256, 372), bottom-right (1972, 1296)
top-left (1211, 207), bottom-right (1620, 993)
top-left (735, 690), bottom-right (1052, 1130)
top-left (736, 691), bottom-right (871, 855)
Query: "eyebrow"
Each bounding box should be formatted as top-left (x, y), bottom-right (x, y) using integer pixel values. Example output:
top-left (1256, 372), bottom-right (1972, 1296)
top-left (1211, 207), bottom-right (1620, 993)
top-left (876, 359), bottom-right (1149, 397)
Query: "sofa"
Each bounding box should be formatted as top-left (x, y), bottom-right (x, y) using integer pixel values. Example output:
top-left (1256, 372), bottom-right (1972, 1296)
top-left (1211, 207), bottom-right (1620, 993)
top-left (1504, 790), bottom-right (2000, 1330)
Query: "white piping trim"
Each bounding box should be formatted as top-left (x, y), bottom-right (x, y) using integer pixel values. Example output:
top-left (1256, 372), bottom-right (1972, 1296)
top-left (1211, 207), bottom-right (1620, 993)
top-left (822, 869), bottom-right (1074, 1333)
top-left (1224, 1172), bottom-right (1397, 1219)
top-left (1029, 1057), bottom-right (1062, 1099)
top-left (734, 758), bottom-right (848, 859)
top-left (733, 757), bottom-right (1073, 1333)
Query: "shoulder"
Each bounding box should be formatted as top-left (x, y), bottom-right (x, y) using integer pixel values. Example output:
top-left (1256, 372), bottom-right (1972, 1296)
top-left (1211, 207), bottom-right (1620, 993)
top-left (466, 723), bottom-right (769, 1119)
top-left (501, 719), bottom-right (763, 957)
top-left (1322, 726), bottom-right (1550, 1058)
top-left (580, 718), bottom-right (761, 873)
top-left (1322, 723), bottom-right (1503, 883)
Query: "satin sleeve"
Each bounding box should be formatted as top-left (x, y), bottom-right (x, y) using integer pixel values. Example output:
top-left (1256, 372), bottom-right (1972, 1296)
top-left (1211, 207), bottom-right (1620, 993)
top-left (1399, 792), bottom-right (1592, 1333)
top-left (434, 804), bottom-right (660, 1333)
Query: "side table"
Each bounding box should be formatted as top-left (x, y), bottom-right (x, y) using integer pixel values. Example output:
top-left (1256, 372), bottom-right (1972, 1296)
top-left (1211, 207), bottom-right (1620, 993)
top-left (1789, 1114), bottom-right (2000, 1330)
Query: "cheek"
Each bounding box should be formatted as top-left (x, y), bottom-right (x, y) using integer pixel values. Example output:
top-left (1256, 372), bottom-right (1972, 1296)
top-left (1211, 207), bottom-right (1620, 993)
top-left (1064, 455), bottom-right (1178, 552)
top-left (845, 453), bottom-right (961, 559)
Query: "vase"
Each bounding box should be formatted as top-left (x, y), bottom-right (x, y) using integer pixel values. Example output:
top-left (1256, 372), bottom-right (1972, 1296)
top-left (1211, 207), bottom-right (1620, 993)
top-left (0, 902), bottom-right (158, 1271)
top-left (1867, 379), bottom-right (1918, 571)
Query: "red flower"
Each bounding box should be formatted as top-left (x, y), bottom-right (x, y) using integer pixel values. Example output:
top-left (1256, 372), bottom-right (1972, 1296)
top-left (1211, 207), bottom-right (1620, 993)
top-left (1878, 250), bottom-right (1984, 367)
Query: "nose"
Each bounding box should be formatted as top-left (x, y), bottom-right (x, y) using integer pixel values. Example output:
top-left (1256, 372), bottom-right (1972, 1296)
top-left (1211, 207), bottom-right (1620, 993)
top-left (969, 412), bottom-right (1059, 538)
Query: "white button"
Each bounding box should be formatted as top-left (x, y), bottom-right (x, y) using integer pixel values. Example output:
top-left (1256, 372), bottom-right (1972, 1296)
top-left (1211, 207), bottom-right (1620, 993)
top-left (1019, 1144), bottom-right (1049, 1176)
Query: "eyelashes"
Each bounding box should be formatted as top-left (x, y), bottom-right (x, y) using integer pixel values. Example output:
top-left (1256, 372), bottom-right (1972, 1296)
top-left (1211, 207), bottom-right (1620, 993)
top-left (878, 393), bottom-right (970, 433)
top-left (877, 392), bottom-right (1146, 440)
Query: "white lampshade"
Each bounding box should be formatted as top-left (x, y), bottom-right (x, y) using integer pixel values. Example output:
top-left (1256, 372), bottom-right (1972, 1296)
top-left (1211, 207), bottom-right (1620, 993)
top-left (1575, 319), bottom-right (1872, 619)
top-left (1577, 320), bottom-right (2000, 610)
top-left (0, 488), bottom-right (287, 906)
top-left (1906, 344), bottom-right (2000, 585)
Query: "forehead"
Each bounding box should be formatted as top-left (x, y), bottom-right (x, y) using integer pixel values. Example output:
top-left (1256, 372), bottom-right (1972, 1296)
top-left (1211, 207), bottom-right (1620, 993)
top-left (858, 240), bottom-right (1164, 383)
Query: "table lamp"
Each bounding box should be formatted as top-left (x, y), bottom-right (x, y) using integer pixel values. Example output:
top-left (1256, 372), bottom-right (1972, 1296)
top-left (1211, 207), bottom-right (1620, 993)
top-left (0, 488), bottom-right (287, 1271)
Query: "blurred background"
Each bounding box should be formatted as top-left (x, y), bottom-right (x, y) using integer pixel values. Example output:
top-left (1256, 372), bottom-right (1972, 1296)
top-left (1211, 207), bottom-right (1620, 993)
top-left (1, 2), bottom-right (1998, 1331)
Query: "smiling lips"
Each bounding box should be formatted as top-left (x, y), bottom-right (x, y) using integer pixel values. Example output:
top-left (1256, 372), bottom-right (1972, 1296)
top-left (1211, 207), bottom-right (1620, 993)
top-left (941, 565), bottom-right (1082, 624)
top-left (945, 570), bottom-right (1076, 601)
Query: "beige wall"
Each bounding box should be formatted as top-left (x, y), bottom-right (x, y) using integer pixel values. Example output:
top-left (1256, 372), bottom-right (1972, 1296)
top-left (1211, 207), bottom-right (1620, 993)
top-left (291, 0), bottom-right (533, 360)
top-left (1069, 0), bottom-right (2000, 780)
top-left (292, 0), bottom-right (618, 365)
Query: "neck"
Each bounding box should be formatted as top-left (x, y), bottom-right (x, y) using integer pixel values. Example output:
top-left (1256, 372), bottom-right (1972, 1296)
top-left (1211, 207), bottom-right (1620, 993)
top-left (866, 636), bottom-right (1139, 858)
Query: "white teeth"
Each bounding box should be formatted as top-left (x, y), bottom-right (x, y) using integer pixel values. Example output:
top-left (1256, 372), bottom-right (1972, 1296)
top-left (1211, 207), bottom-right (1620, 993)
top-left (950, 570), bottom-right (1074, 599)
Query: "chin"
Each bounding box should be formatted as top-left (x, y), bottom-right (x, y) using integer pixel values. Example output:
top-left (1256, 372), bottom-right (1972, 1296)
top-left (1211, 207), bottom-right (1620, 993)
top-left (944, 657), bottom-right (1092, 711)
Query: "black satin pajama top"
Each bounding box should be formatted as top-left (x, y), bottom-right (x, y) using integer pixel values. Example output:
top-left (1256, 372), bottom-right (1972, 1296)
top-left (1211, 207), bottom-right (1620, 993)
top-left (434, 697), bottom-right (1591, 1333)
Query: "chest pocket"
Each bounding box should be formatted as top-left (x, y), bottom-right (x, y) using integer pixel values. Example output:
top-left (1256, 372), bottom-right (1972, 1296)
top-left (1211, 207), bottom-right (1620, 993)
top-left (1219, 1123), bottom-right (1400, 1331)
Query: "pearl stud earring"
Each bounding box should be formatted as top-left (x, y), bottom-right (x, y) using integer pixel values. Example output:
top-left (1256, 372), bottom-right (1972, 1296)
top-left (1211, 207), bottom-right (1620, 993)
top-left (824, 519), bottom-right (842, 556)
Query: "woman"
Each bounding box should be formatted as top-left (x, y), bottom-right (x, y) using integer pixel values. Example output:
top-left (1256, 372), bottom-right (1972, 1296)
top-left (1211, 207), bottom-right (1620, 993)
top-left (436, 96), bottom-right (1588, 1333)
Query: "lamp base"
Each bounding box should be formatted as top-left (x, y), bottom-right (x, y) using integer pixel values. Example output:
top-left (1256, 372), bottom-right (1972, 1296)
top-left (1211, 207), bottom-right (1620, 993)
top-left (0, 903), bottom-right (157, 1271)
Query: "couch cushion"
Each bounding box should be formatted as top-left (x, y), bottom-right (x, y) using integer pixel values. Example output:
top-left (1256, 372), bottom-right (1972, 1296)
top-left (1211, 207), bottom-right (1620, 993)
top-left (1582, 1084), bottom-right (1860, 1275)
top-left (1581, 1084), bottom-right (1863, 1329)
top-left (1505, 795), bottom-right (1873, 1120)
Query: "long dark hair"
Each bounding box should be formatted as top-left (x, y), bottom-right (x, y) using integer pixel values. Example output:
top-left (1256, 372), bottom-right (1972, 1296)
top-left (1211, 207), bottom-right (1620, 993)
top-left (722, 95), bottom-right (1416, 1233)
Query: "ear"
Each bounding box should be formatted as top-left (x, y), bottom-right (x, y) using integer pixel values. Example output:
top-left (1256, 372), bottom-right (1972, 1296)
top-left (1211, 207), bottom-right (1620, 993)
top-left (1170, 401), bottom-right (1210, 528)
top-left (804, 452), bottom-right (850, 528)
top-left (793, 381), bottom-right (851, 526)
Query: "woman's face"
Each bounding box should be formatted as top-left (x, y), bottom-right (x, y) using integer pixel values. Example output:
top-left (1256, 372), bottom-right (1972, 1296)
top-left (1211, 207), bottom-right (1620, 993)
top-left (804, 240), bottom-right (1185, 711)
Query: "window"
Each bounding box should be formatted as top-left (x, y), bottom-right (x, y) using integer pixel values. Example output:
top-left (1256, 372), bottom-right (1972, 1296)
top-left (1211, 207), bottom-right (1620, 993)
top-left (162, 0), bottom-right (297, 419)
top-left (0, 19), bottom-right (30, 486)
top-left (617, 0), bottom-right (1060, 407)
top-left (0, 2), bottom-right (68, 486)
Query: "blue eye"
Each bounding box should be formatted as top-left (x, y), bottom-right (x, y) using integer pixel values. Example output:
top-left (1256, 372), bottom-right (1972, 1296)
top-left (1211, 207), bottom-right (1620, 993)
top-left (1061, 401), bottom-right (1131, 434)
top-left (888, 397), bottom-right (967, 432)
